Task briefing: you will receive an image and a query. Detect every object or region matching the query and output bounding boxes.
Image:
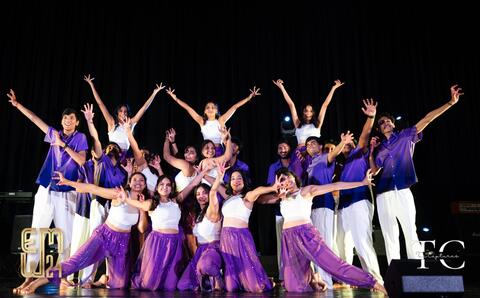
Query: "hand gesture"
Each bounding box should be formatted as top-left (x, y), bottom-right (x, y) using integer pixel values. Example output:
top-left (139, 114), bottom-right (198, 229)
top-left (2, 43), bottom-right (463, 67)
top-left (137, 193), bottom-right (145, 202)
top-left (214, 159), bottom-right (230, 177)
top-left (153, 82), bottom-right (165, 94)
top-left (449, 85), bottom-right (463, 105)
top-left (116, 186), bottom-right (127, 203)
top-left (81, 103), bottom-right (95, 122)
top-left (220, 126), bottom-right (231, 142)
top-left (122, 158), bottom-right (134, 176)
top-left (277, 187), bottom-right (289, 200)
top-left (166, 87), bottom-right (177, 99)
top-left (362, 169), bottom-right (375, 186)
top-left (369, 136), bottom-right (380, 152)
top-left (166, 128), bottom-right (176, 143)
top-left (149, 154), bottom-right (162, 171)
top-left (7, 89), bottom-right (18, 107)
top-left (52, 130), bottom-right (66, 148)
top-left (52, 171), bottom-right (68, 185)
top-left (361, 98), bottom-right (377, 118)
top-left (272, 79), bottom-right (284, 89)
top-left (83, 74), bottom-right (95, 85)
top-left (341, 131), bottom-right (354, 144)
top-left (123, 117), bottom-right (132, 131)
top-left (249, 86), bottom-right (261, 98)
top-left (332, 79), bottom-right (345, 89)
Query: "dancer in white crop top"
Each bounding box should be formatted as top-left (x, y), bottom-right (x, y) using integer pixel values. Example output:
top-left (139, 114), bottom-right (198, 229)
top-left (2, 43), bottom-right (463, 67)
top-left (166, 86), bottom-right (260, 148)
top-left (83, 74), bottom-right (164, 151)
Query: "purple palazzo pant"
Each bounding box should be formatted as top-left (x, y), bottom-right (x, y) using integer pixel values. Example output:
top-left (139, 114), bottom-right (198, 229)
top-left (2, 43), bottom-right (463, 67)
top-left (49, 224), bottom-right (130, 289)
top-left (281, 223), bottom-right (376, 292)
top-left (130, 230), bottom-right (183, 291)
top-left (220, 227), bottom-right (273, 293)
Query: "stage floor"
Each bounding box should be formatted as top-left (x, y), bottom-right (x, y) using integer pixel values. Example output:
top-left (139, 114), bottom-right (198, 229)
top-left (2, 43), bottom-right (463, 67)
top-left (1, 280), bottom-right (480, 298)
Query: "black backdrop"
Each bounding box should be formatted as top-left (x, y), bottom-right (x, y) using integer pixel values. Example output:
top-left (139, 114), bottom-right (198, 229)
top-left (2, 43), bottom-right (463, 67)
top-left (1, 1), bottom-right (479, 257)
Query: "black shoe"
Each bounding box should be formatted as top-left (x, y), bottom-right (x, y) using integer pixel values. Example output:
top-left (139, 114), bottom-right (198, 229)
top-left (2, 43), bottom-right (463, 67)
top-left (200, 275), bottom-right (212, 292)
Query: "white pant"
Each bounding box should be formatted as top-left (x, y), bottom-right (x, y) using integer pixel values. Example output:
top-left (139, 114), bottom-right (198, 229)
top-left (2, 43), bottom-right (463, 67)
top-left (310, 207), bottom-right (335, 289)
top-left (26, 185), bottom-right (76, 273)
top-left (338, 200), bottom-right (383, 284)
top-left (335, 208), bottom-right (355, 264)
top-left (70, 199), bottom-right (109, 283)
top-left (377, 188), bottom-right (424, 264)
top-left (275, 215), bottom-right (284, 280)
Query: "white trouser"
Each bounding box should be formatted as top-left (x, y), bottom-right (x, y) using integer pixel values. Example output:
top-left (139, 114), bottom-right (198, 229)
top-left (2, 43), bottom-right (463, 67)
top-left (26, 185), bottom-right (76, 273)
top-left (338, 200), bottom-right (383, 284)
top-left (377, 188), bottom-right (423, 264)
top-left (335, 207), bottom-right (355, 264)
top-left (68, 198), bottom-right (108, 284)
top-left (275, 215), bottom-right (284, 280)
top-left (311, 207), bottom-right (335, 289)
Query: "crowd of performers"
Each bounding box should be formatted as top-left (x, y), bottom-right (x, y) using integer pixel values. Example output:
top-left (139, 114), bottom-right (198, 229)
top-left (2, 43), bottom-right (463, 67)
top-left (7, 75), bottom-right (462, 295)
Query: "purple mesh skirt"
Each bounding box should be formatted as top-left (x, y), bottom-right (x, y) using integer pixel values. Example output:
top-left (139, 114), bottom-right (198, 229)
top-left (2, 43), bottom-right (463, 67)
top-left (220, 227), bottom-right (273, 292)
top-left (281, 223), bottom-right (376, 292)
top-left (130, 230), bottom-right (183, 291)
top-left (177, 241), bottom-right (223, 291)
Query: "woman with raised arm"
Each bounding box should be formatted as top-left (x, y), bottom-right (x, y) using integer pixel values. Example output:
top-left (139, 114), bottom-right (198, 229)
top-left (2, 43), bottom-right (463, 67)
top-left (83, 74), bottom-right (164, 152)
top-left (130, 168), bottom-right (208, 291)
top-left (18, 171), bottom-right (151, 294)
top-left (258, 168), bottom-right (387, 294)
top-left (166, 86), bottom-right (260, 156)
top-left (272, 79), bottom-right (344, 181)
top-left (177, 160), bottom-right (228, 292)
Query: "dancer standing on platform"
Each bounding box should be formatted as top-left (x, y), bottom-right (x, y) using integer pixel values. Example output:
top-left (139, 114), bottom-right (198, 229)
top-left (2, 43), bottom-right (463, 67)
top-left (130, 170), bottom-right (208, 291)
top-left (18, 171), bottom-right (151, 294)
top-left (273, 79), bottom-right (344, 182)
top-left (259, 169), bottom-right (387, 294)
top-left (8, 90), bottom-right (88, 294)
top-left (369, 85), bottom-right (463, 264)
top-left (166, 86), bottom-right (260, 156)
top-left (83, 74), bottom-right (164, 152)
top-left (177, 161), bottom-right (227, 292)
top-left (337, 99), bottom-right (383, 284)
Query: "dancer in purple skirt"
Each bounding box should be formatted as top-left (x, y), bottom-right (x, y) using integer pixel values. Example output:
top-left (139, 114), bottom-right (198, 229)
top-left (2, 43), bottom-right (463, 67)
top-left (177, 160), bottom-right (228, 292)
top-left (262, 168), bottom-right (387, 294)
top-left (19, 171), bottom-right (152, 294)
top-left (166, 86), bottom-right (259, 156)
top-left (130, 168), bottom-right (209, 291)
top-left (214, 169), bottom-right (283, 293)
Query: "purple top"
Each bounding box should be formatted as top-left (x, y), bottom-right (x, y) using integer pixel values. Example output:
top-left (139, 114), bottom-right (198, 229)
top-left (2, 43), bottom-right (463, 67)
top-left (223, 159), bottom-right (251, 185)
top-left (95, 153), bottom-right (128, 188)
top-left (36, 127), bottom-right (88, 192)
top-left (267, 159), bottom-right (285, 216)
top-left (375, 126), bottom-right (422, 194)
top-left (307, 153), bottom-right (335, 210)
top-left (339, 147), bottom-right (370, 209)
top-left (76, 160), bottom-right (95, 218)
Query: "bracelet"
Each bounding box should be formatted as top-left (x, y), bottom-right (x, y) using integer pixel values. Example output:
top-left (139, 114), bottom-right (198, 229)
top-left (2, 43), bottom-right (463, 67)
top-left (170, 142), bottom-right (176, 145)
top-left (447, 102), bottom-right (454, 106)
top-left (62, 143), bottom-right (69, 150)
top-left (367, 115), bottom-right (375, 119)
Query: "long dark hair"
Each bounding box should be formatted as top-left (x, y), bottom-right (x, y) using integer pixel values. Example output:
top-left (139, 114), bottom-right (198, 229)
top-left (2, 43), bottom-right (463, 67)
top-left (225, 170), bottom-right (251, 197)
top-left (202, 101), bottom-right (220, 123)
top-left (193, 183), bottom-right (211, 223)
top-left (113, 104), bottom-right (132, 126)
top-left (124, 171), bottom-right (151, 203)
top-left (299, 104), bottom-right (320, 127)
top-left (152, 175), bottom-right (177, 209)
top-left (275, 167), bottom-right (302, 188)
top-left (200, 140), bottom-right (216, 158)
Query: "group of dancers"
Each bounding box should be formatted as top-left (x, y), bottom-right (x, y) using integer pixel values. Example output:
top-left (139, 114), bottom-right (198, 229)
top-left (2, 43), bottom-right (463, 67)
top-left (7, 74), bottom-right (463, 295)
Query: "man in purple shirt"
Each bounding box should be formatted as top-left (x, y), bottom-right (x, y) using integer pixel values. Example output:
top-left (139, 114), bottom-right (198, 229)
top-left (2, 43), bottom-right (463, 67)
top-left (337, 99), bottom-right (383, 284)
top-left (223, 137), bottom-right (251, 185)
top-left (266, 138), bottom-right (291, 281)
top-left (369, 85), bottom-right (463, 264)
top-left (8, 90), bottom-right (88, 292)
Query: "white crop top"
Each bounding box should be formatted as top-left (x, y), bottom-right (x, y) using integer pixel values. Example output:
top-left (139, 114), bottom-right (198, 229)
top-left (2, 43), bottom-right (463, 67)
top-left (150, 201), bottom-right (181, 230)
top-left (295, 123), bottom-right (321, 145)
top-left (108, 123), bottom-right (136, 151)
top-left (200, 120), bottom-right (223, 144)
top-left (142, 167), bottom-right (158, 193)
top-left (221, 195), bottom-right (252, 223)
top-left (175, 171), bottom-right (197, 192)
top-left (107, 201), bottom-right (139, 230)
top-left (202, 167), bottom-right (218, 186)
top-left (280, 191), bottom-right (312, 223)
top-left (193, 217), bottom-right (222, 244)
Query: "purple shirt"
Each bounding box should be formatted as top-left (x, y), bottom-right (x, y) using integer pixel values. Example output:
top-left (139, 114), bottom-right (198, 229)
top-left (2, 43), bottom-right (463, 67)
top-left (375, 126), bottom-right (422, 194)
top-left (223, 159), bottom-right (251, 185)
top-left (339, 147), bottom-right (370, 209)
top-left (76, 160), bottom-right (95, 218)
top-left (95, 153), bottom-right (128, 188)
top-left (307, 153), bottom-right (335, 210)
top-left (36, 127), bottom-right (88, 192)
top-left (267, 159), bottom-right (285, 216)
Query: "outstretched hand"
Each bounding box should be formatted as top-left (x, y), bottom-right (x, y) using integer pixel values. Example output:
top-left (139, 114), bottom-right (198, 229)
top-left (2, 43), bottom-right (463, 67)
top-left (449, 85), bottom-right (463, 105)
top-left (81, 103), bottom-right (95, 122)
top-left (363, 169), bottom-right (375, 186)
top-left (153, 83), bottom-right (165, 94)
top-left (332, 79), bottom-right (345, 89)
top-left (341, 131), bottom-right (354, 144)
top-left (361, 98), bottom-right (377, 118)
top-left (249, 86), bottom-right (261, 98)
top-left (7, 89), bottom-right (18, 107)
top-left (272, 79), bottom-right (284, 88)
top-left (83, 74), bottom-right (95, 85)
top-left (166, 87), bottom-right (176, 99)
top-left (166, 128), bottom-right (176, 143)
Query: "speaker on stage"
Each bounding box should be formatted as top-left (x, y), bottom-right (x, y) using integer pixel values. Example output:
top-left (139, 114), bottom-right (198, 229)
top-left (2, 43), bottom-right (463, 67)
top-left (385, 259), bottom-right (464, 297)
top-left (10, 215), bottom-right (32, 254)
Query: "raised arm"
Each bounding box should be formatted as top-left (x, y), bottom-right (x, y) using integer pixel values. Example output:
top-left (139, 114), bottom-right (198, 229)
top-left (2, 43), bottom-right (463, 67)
top-left (302, 169), bottom-right (373, 199)
top-left (219, 87), bottom-right (260, 124)
top-left (206, 161), bottom-right (228, 221)
top-left (318, 79), bottom-right (344, 130)
top-left (273, 79), bottom-right (300, 128)
top-left (54, 171), bottom-right (118, 199)
top-left (149, 154), bottom-right (164, 176)
top-left (166, 128), bottom-right (179, 156)
top-left (81, 103), bottom-right (102, 157)
top-left (163, 128), bottom-right (194, 176)
top-left (7, 89), bottom-right (49, 134)
top-left (84, 75), bottom-right (115, 130)
top-left (368, 137), bottom-right (381, 175)
top-left (124, 118), bottom-right (147, 168)
top-left (327, 131), bottom-right (353, 164)
top-left (117, 187), bottom-right (152, 212)
top-left (130, 83), bottom-right (165, 125)
top-left (415, 85), bottom-right (463, 134)
top-left (357, 99), bottom-right (377, 151)
top-left (255, 176), bottom-right (284, 204)
top-left (245, 182), bottom-right (280, 203)
top-left (202, 174), bottom-right (228, 199)
top-left (166, 87), bottom-right (204, 126)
